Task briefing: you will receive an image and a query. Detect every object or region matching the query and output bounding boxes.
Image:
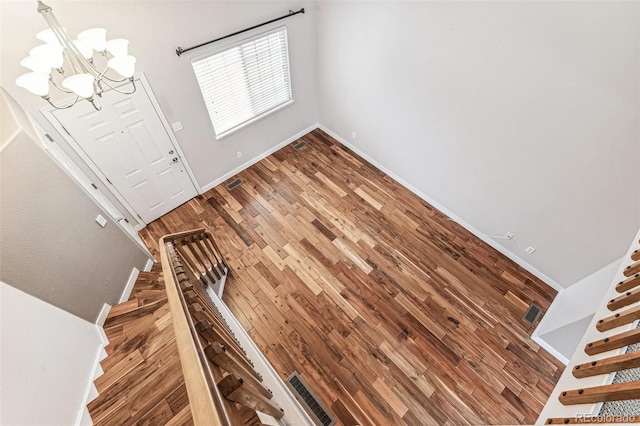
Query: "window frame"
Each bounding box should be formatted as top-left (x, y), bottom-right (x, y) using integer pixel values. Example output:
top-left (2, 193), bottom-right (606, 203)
top-left (191, 25), bottom-right (295, 140)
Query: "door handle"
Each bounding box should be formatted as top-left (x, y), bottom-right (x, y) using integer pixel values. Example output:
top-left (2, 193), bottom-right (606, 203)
top-left (170, 157), bottom-right (179, 164)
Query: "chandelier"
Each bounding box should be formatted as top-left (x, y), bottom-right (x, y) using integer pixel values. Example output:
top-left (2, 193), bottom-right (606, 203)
top-left (15, 1), bottom-right (136, 111)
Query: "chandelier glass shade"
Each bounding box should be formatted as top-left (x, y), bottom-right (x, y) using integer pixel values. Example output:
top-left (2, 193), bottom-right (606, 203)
top-left (15, 1), bottom-right (137, 110)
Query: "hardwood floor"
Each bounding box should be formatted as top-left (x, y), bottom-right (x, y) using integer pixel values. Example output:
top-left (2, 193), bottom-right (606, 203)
top-left (140, 128), bottom-right (564, 425)
top-left (88, 264), bottom-right (193, 425)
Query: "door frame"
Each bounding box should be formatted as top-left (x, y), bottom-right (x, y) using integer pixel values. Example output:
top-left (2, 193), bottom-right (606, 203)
top-left (37, 123), bottom-right (154, 258)
top-left (41, 73), bottom-right (200, 227)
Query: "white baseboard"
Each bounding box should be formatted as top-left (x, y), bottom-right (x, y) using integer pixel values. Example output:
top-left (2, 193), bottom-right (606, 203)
top-left (318, 124), bottom-right (564, 293)
top-left (95, 303), bottom-right (111, 328)
top-left (144, 258), bottom-right (155, 272)
top-left (119, 267), bottom-right (141, 304)
top-left (75, 328), bottom-right (108, 426)
top-left (199, 123), bottom-right (319, 193)
top-left (532, 334), bottom-right (570, 365)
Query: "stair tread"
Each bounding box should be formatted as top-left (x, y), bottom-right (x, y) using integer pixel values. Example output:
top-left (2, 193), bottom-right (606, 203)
top-left (102, 313), bottom-right (175, 369)
top-left (95, 349), bottom-right (145, 392)
top-left (104, 298), bottom-right (168, 328)
top-left (130, 289), bottom-right (168, 306)
top-left (106, 299), bottom-right (139, 318)
top-left (89, 331), bottom-right (180, 414)
top-left (90, 255), bottom-right (198, 425)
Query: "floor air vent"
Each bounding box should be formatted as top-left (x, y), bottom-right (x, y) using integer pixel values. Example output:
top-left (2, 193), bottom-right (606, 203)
top-left (523, 303), bottom-right (542, 325)
top-left (287, 372), bottom-right (335, 426)
top-left (294, 140), bottom-right (308, 150)
top-left (226, 178), bottom-right (243, 190)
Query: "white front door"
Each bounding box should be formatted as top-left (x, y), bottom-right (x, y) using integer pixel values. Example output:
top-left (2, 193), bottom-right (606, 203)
top-left (51, 82), bottom-right (198, 224)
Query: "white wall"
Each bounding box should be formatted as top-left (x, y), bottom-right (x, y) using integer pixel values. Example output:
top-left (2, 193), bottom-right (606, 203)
top-left (0, 1), bottom-right (318, 213)
top-left (317, 1), bottom-right (640, 288)
top-left (0, 282), bottom-right (103, 425)
top-left (533, 258), bottom-right (622, 363)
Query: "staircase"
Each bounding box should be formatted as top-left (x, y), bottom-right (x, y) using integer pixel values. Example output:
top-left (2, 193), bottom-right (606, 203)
top-left (86, 263), bottom-right (264, 425)
top-left (85, 229), bottom-right (310, 425)
top-left (86, 263), bottom-right (193, 425)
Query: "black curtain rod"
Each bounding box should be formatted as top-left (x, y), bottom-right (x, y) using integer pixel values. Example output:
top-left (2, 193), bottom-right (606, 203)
top-left (176, 8), bottom-right (305, 57)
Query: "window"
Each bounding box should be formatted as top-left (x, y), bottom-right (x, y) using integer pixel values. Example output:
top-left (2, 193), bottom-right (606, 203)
top-left (192, 26), bottom-right (293, 138)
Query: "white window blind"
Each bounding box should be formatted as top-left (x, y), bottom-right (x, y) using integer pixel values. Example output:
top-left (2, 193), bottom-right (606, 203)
top-left (192, 26), bottom-right (292, 138)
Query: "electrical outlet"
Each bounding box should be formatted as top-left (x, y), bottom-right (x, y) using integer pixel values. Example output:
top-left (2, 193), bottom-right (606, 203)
top-left (505, 232), bottom-right (514, 240)
top-left (237, 151), bottom-right (243, 158)
top-left (525, 246), bottom-right (536, 254)
top-left (351, 131), bottom-right (356, 139)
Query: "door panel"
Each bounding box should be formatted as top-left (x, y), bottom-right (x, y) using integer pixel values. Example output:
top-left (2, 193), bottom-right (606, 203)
top-left (52, 85), bottom-right (197, 223)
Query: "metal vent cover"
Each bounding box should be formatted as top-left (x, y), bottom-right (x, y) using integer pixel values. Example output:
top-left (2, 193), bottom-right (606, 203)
top-left (294, 140), bottom-right (308, 150)
top-left (523, 303), bottom-right (543, 325)
top-left (287, 372), bottom-right (335, 426)
top-left (226, 178), bottom-right (243, 190)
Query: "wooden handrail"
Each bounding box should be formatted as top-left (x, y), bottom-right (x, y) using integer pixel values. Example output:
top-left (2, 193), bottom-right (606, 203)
top-left (160, 228), bottom-right (283, 425)
top-left (160, 232), bottom-right (233, 425)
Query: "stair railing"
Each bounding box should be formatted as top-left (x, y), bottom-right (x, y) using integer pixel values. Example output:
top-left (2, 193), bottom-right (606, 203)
top-left (538, 230), bottom-right (640, 424)
top-left (160, 228), bottom-right (284, 425)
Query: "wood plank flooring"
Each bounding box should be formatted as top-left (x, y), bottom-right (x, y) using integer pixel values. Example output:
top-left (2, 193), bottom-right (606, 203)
top-left (140, 128), bottom-right (564, 425)
top-left (88, 264), bottom-right (194, 426)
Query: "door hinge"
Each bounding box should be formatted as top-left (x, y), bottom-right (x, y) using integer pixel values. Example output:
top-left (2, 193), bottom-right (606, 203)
top-left (136, 213), bottom-right (143, 221)
top-left (61, 125), bottom-right (71, 136)
top-left (105, 177), bottom-right (113, 185)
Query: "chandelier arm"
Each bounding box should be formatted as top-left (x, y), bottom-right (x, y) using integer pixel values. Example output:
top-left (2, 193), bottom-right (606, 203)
top-left (43, 94), bottom-right (80, 110)
top-left (96, 58), bottom-right (131, 84)
top-left (101, 74), bottom-right (130, 83)
top-left (87, 96), bottom-right (102, 111)
top-left (99, 78), bottom-right (137, 95)
top-left (49, 77), bottom-right (74, 94)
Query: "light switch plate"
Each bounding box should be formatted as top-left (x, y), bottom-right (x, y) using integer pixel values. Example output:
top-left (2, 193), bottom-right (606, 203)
top-left (96, 215), bottom-right (107, 227)
top-left (172, 121), bottom-right (183, 132)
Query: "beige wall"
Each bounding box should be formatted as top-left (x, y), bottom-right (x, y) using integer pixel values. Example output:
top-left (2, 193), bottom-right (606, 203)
top-left (0, 92), bottom-right (150, 322)
top-left (317, 1), bottom-right (640, 288)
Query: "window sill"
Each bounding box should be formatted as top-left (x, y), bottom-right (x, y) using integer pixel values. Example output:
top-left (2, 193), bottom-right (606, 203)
top-left (214, 99), bottom-right (295, 141)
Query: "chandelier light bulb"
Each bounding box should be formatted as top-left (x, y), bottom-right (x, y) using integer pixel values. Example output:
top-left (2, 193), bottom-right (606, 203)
top-left (36, 28), bottom-right (65, 46)
top-left (62, 73), bottom-right (95, 98)
top-left (20, 56), bottom-right (52, 74)
top-left (77, 28), bottom-right (107, 52)
top-left (108, 55), bottom-right (136, 78)
top-left (29, 44), bottom-right (64, 69)
top-left (105, 39), bottom-right (129, 57)
top-left (16, 72), bottom-right (51, 97)
top-left (72, 39), bottom-right (94, 60)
